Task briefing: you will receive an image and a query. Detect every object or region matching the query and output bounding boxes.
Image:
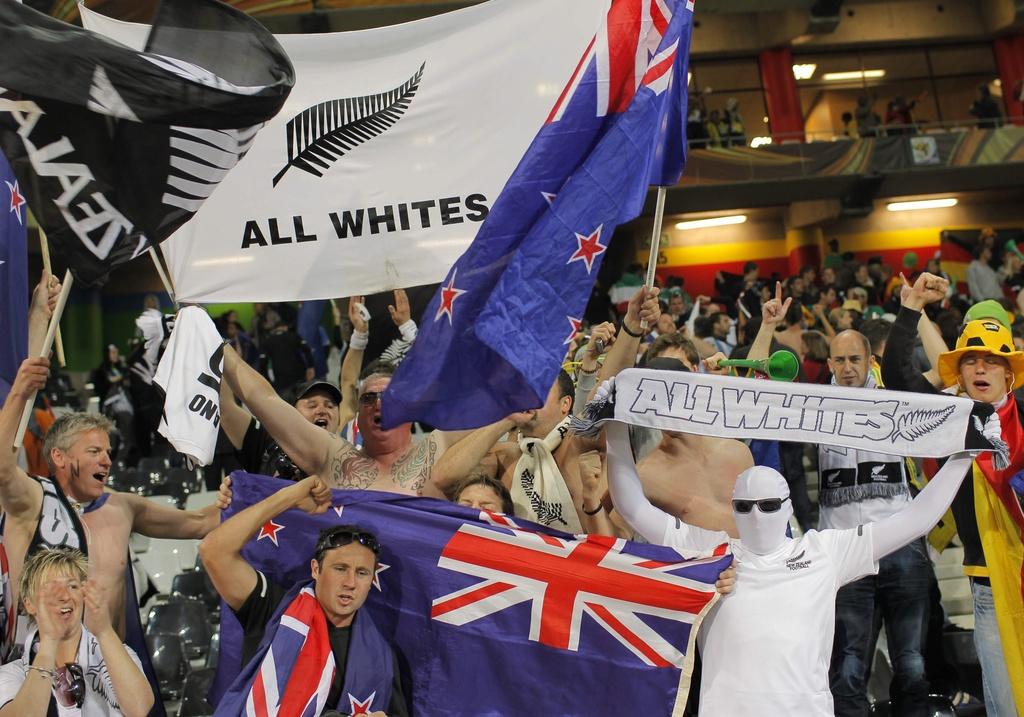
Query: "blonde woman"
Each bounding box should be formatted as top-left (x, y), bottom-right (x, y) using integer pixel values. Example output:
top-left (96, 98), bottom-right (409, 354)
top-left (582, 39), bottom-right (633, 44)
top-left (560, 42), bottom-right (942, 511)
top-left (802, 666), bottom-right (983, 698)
top-left (0, 548), bottom-right (152, 717)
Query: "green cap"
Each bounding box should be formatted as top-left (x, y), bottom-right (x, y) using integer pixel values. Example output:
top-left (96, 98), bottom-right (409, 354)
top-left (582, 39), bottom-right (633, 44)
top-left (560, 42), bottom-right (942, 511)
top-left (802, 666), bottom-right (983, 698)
top-left (964, 299), bottom-right (1011, 329)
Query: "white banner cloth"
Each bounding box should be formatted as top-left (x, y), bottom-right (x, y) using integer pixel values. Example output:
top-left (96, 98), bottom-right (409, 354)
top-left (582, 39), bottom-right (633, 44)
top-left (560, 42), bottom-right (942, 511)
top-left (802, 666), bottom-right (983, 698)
top-left (579, 369), bottom-right (1003, 460)
top-left (82, 0), bottom-right (606, 302)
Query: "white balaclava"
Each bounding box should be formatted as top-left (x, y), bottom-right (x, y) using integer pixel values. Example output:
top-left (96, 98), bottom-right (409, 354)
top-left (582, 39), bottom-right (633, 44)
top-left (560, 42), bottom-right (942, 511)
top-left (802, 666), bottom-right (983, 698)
top-left (732, 465), bottom-right (793, 555)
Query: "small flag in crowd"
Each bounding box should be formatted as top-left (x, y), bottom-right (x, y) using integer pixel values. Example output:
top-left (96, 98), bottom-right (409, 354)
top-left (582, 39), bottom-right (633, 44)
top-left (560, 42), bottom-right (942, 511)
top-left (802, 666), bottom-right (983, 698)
top-left (212, 473), bottom-right (729, 716)
top-left (384, 0), bottom-right (696, 429)
top-left (0, 152), bottom-right (27, 406)
top-left (0, 0), bottom-right (294, 287)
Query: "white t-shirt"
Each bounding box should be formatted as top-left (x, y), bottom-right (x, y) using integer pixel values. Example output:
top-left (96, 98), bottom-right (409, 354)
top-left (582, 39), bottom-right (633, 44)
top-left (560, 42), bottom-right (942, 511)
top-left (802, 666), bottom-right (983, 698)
top-left (0, 631), bottom-right (144, 717)
top-left (658, 520), bottom-right (878, 717)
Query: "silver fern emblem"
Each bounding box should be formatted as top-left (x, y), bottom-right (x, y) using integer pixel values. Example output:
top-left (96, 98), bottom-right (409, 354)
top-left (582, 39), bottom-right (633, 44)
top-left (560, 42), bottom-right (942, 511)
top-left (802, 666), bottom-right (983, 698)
top-left (272, 62), bottom-right (425, 186)
top-left (891, 406), bottom-right (954, 442)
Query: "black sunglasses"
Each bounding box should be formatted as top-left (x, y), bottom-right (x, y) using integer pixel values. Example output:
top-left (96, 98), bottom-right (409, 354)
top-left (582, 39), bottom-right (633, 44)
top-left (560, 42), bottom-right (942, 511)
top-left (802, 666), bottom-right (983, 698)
top-left (358, 391), bottom-right (383, 407)
top-left (56, 662), bottom-right (85, 708)
top-left (315, 528), bottom-right (381, 558)
top-left (732, 496), bottom-right (790, 514)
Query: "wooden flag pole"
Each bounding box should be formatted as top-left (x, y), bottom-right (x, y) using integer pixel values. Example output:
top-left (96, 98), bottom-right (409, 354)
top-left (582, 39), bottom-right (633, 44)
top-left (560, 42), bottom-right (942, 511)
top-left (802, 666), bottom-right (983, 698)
top-left (37, 230), bottom-right (66, 367)
top-left (148, 247), bottom-right (177, 307)
top-left (639, 186), bottom-right (668, 331)
top-left (13, 270), bottom-right (73, 449)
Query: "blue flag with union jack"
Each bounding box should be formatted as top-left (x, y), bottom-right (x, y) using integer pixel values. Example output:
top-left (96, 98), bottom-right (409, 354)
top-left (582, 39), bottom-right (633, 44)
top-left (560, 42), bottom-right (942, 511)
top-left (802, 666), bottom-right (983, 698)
top-left (211, 473), bottom-right (729, 716)
top-left (0, 152), bottom-right (27, 407)
top-left (382, 0), bottom-right (695, 430)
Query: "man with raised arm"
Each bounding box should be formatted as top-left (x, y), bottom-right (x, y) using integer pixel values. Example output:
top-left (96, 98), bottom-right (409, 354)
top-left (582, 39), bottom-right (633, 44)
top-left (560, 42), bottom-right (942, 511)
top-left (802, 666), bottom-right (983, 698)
top-left (201, 476), bottom-right (407, 717)
top-left (605, 416), bottom-right (974, 717)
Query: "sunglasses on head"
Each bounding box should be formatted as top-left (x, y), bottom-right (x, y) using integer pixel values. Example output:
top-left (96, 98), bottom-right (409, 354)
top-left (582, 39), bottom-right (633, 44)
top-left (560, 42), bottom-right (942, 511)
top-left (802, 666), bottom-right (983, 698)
top-left (358, 391), bottom-right (383, 407)
top-left (316, 528), bottom-right (381, 557)
top-left (732, 496), bottom-right (790, 514)
top-left (56, 662), bottom-right (85, 709)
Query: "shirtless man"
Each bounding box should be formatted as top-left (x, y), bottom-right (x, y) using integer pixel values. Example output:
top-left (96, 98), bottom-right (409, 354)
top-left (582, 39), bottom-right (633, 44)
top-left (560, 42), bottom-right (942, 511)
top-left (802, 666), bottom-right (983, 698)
top-left (220, 345), bottom-right (464, 496)
top-left (430, 288), bottom-right (661, 530)
top-left (0, 361), bottom-right (228, 643)
top-left (639, 333), bottom-right (753, 534)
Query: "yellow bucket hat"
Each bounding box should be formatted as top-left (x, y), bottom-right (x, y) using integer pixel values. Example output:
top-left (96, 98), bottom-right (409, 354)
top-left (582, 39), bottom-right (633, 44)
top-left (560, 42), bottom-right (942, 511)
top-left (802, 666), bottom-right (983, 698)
top-left (937, 319), bottom-right (1024, 389)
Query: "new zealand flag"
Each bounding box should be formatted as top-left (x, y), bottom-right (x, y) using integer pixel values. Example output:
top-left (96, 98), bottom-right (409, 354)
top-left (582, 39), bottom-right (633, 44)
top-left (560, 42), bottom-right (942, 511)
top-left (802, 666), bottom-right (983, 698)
top-left (212, 473), bottom-right (729, 716)
top-left (0, 0), bottom-right (294, 287)
top-left (383, 0), bottom-right (694, 430)
top-left (0, 152), bottom-right (27, 407)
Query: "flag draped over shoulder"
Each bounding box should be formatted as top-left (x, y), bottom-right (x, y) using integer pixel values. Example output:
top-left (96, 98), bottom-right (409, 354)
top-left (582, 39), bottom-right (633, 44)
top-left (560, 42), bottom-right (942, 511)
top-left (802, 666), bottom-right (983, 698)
top-left (383, 0), bottom-right (695, 430)
top-left (212, 473), bottom-right (730, 716)
top-left (0, 152), bottom-right (27, 406)
top-left (0, 0), bottom-right (294, 287)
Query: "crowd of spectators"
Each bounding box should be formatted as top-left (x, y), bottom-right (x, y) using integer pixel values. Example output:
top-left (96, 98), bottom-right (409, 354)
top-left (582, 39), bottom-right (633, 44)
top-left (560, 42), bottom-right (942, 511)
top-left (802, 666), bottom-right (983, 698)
top-left (4, 223), bottom-right (1024, 715)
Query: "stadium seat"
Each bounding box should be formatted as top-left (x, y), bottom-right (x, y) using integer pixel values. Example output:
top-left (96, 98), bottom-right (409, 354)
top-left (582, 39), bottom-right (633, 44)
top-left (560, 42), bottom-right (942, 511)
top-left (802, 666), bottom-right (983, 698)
top-left (177, 667), bottom-right (215, 717)
top-left (868, 695), bottom-right (956, 717)
top-left (204, 631), bottom-right (220, 670)
top-left (171, 570), bottom-right (220, 614)
top-left (146, 599), bottom-right (213, 661)
top-left (137, 456), bottom-right (170, 480)
top-left (145, 632), bottom-right (189, 702)
top-left (138, 538), bottom-right (199, 594)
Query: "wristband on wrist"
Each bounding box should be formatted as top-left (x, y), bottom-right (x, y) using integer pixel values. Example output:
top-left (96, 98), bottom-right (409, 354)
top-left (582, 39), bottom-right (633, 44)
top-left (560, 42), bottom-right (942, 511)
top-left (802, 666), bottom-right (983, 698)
top-left (621, 321), bottom-right (643, 338)
top-left (578, 365), bottom-right (599, 375)
top-left (398, 319), bottom-right (418, 342)
top-left (350, 330), bottom-right (369, 351)
top-left (27, 665), bottom-right (54, 680)
top-left (582, 503), bottom-right (603, 516)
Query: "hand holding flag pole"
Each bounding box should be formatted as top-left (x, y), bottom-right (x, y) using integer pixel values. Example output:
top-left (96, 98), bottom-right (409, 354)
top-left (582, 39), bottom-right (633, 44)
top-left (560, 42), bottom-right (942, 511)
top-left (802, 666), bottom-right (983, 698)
top-left (639, 186), bottom-right (669, 331)
top-left (36, 229), bottom-right (66, 368)
top-left (13, 270), bottom-right (73, 449)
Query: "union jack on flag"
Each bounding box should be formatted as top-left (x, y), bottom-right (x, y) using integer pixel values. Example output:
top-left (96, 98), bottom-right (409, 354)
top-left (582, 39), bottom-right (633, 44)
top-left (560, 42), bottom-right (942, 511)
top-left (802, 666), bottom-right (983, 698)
top-left (214, 477), bottom-right (730, 716)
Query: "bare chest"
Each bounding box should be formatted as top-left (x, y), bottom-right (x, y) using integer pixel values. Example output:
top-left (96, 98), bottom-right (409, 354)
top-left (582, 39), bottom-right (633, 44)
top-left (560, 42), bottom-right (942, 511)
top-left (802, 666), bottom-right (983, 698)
top-left (330, 439), bottom-right (436, 494)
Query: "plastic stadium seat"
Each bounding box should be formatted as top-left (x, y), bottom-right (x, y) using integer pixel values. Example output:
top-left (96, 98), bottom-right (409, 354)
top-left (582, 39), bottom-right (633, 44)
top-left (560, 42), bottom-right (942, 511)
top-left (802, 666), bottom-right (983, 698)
top-left (108, 469), bottom-right (151, 496)
top-left (171, 571), bottom-right (220, 613)
top-left (146, 599), bottom-right (213, 661)
top-left (145, 632), bottom-right (188, 701)
top-left (160, 468), bottom-right (202, 506)
top-left (204, 631), bottom-right (219, 670)
top-left (138, 538), bottom-right (199, 594)
top-left (137, 456), bottom-right (170, 482)
top-left (869, 695), bottom-right (956, 717)
top-left (177, 667), bottom-right (215, 717)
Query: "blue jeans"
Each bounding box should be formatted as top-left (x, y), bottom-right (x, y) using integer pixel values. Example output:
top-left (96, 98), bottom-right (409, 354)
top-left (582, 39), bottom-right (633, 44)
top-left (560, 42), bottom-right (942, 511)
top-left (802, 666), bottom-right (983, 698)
top-left (971, 580), bottom-right (1016, 716)
top-left (831, 539), bottom-right (932, 717)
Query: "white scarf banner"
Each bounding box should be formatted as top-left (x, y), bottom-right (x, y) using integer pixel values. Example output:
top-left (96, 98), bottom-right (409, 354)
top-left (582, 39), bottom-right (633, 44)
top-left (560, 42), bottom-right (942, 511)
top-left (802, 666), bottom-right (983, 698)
top-left (572, 369), bottom-right (1007, 464)
top-left (81, 0), bottom-right (608, 303)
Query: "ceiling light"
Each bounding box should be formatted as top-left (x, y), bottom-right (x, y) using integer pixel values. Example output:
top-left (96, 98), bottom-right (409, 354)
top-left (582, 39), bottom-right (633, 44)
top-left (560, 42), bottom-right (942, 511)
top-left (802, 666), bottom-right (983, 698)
top-left (675, 215), bottom-right (748, 231)
top-left (792, 63), bottom-right (817, 80)
top-left (886, 198), bottom-right (958, 212)
top-left (750, 136), bottom-right (773, 148)
top-left (822, 69), bottom-right (886, 82)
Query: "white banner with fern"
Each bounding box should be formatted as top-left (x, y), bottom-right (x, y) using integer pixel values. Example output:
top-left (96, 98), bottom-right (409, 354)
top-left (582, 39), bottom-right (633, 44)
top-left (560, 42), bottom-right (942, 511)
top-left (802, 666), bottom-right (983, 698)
top-left (573, 369), bottom-right (1006, 461)
top-left (82, 0), bottom-right (608, 303)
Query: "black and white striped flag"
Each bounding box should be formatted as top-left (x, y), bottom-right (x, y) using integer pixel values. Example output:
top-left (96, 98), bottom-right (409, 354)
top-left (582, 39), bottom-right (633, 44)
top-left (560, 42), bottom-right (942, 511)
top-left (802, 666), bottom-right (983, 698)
top-left (0, 0), bottom-right (294, 286)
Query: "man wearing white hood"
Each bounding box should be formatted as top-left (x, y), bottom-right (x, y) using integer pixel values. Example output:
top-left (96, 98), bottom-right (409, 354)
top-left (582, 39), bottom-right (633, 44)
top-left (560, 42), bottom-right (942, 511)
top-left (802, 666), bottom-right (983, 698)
top-left (605, 420), bottom-right (974, 716)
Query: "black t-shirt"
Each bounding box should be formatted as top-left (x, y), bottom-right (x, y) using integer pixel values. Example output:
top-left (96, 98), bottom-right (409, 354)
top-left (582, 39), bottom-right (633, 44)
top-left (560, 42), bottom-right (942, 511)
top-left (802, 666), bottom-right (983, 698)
top-left (234, 572), bottom-right (408, 717)
top-left (237, 418), bottom-right (274, 475)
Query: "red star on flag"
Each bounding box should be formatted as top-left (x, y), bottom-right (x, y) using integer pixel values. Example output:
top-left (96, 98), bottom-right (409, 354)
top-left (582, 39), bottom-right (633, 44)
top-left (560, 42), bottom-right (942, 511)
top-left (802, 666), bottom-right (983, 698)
top-left (348, 692), bottom-right (377, 715)
top-left (372, 562), bottom-right (390, 592)
top-left (564, 316), bottom-right (583, 345)
top-left (568, 225), bottom-right (607, 274)
top-left (5, 180), bottom-right (25, 226)
top-left (256, 519), bottom-right (285, 546)
top-left (434, 269), bottom-right (466, 324)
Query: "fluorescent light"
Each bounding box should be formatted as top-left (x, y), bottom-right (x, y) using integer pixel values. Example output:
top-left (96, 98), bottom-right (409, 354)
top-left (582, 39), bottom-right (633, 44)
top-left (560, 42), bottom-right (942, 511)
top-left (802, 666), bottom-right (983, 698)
top-left (792, 63), bottom-right (817, 80)
top-left (822, 69), bottom-right (886, 82)
top-left (750, 136), bottom-right (773, 148)
top-left (675, 215), bottom-right (748, 231)
top-left (886, 198), bottom-right (958, 212)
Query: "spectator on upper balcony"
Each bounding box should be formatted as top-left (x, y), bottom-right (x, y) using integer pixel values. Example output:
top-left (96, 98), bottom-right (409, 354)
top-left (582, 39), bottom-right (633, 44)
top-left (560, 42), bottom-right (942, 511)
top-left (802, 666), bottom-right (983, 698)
top-left (724, 97), bottom-right (746, 147)
top-left (969, 84), bottom-right (1003, 129)
top-left (967, 244), bottom-right (1005, 303)
top-left (687, 106), bottom-right (710, 148)
top-left (854, 96), bottom-right (881, 138)
top-left (706, 109), bottom-right (724, 147)
top-left (841, 111), bottom-right (859, 139)
top-left (885, 95), bottom-right (919, 136)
